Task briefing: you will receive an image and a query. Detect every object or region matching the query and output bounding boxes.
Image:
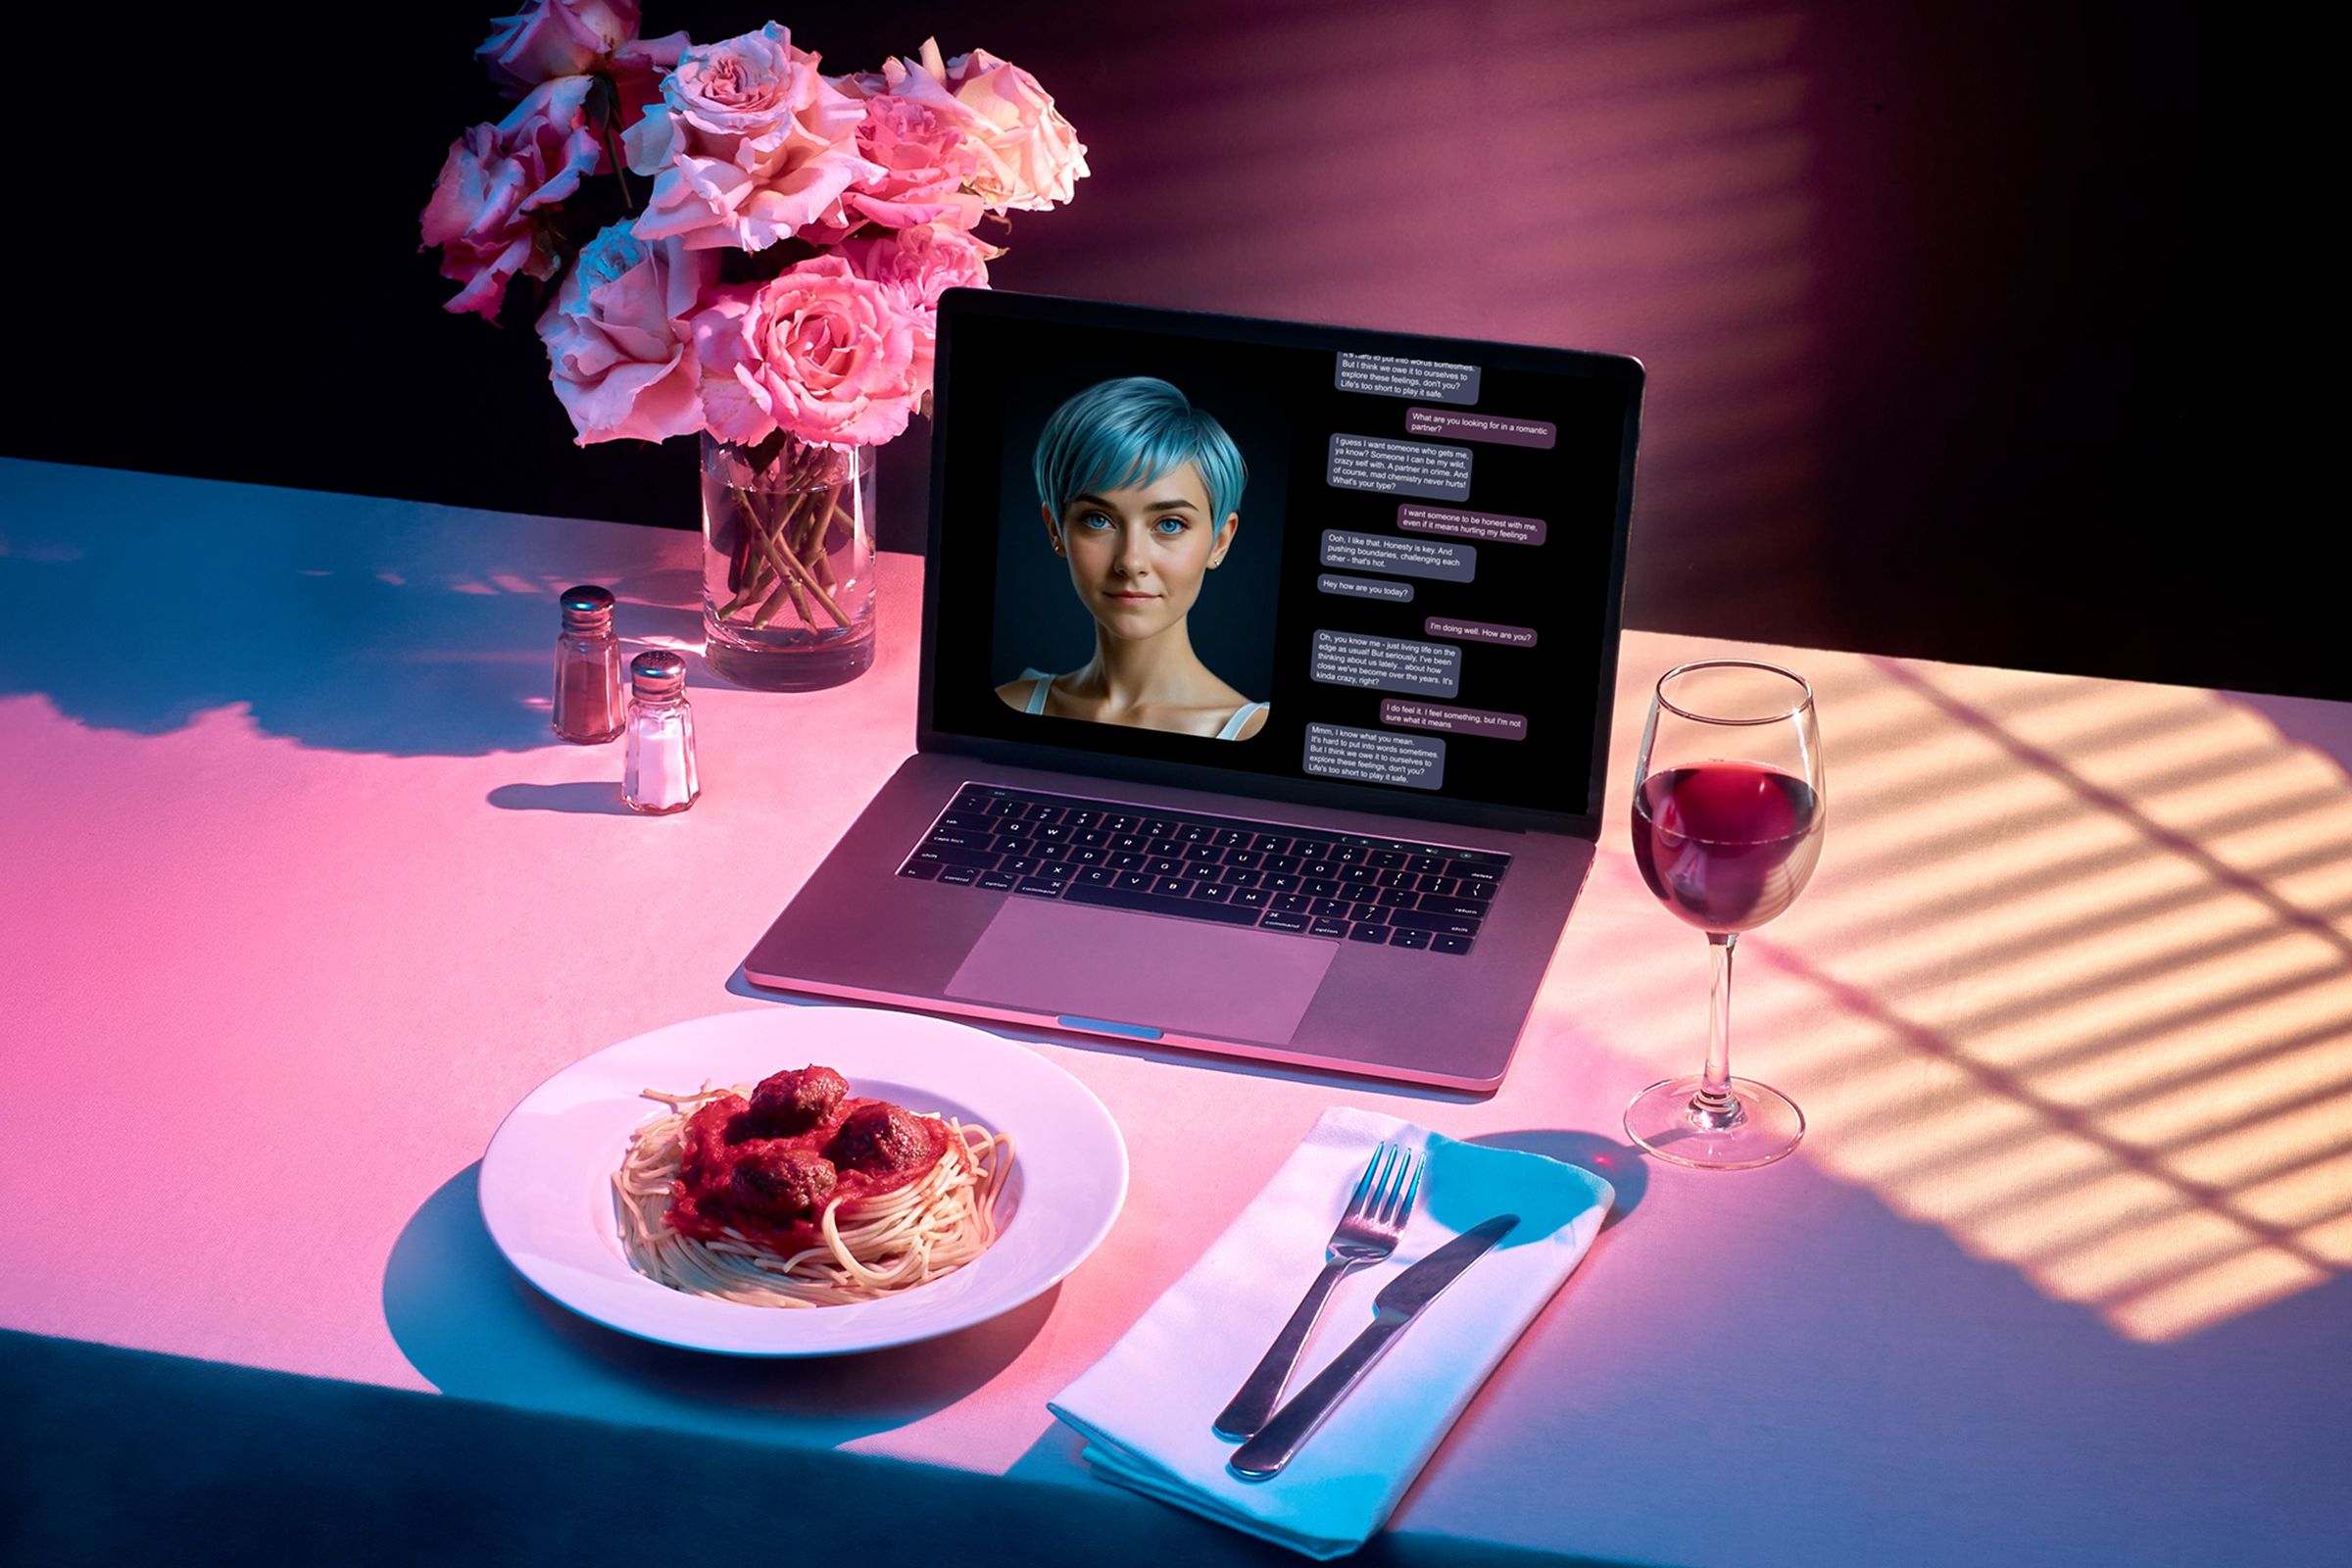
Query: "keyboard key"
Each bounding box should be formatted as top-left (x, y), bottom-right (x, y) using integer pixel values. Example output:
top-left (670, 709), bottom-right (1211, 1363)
top-left (1222, 868), bottom-right (1262, 888)
top-left (1153, 876), bottom-right (1197, 897)
top-left (1070, 828), bottom-right (1108, 847)
top-left (1232, 887), bottom-right (1271, 908)
top-left (1001, 857), bottom-right (1047, 876)
top-left (1253, 835), bottom-right (1293, 855)
top-left (1014, 878), bottom-right (1063, 897)
top-left (911, 845), bottom-right (1000, 869)
top-left (1062, 881), bottom-right (1264, 925)
top-left (1270, 893), bottom-right (1313, 913)
top-left (1422, 875), bottom-right (1460, 896)
top-left (899, 860), bottom-right (942, 879)
top-left (938, 865), bottom-right (981, 885)
top-left (1107, 852), bottom-right (1147, 871)
top-left (1226, 850), bottom-right (1264, 869)
top-left (1259, 911), bottom-right (1309, 933)
top-left (1389, 927), bottom-right (1433, 950)
top-left (1209, 829), bottom-right (1249, 847)
top-left (1189, 882), bottom-right (1235, 903)
top-left (1421, 898), bottom-right (1493, 921)
top-left (1387, 908), bottom-right (1482, 937)
top-left (1433, 934), bottom-right (1474, 955)
top-left (1347, 922), bottom-right (1390, 943)
top-left (1148, 838), bottom-right (1185, 857)
top-left (1410, 856), bottom-right (1446, 875)
top-left (1302, 859), bottom-right (1339, 880)
top-left (978, 870), bottom-right (1017, 891)
top-left (1294, 841), bottom-right (1333, 860)
top-left (1182, 842), bottom-right (1224, 861)
top-left (1310, 898), bottom-right (1351, 917)
top-left (1146, 857), bottom-right (1185, 878)
top-left (1265, 855), bottom-right (1302, 874)
top-left (1349, 903), bottom-right (1388, 923)
top-left (1116, 872), bottom-right (1153, 891)
top-left (1308, 916), bottom-right (1350, 938)
top-left (1304, 879), bottom-right (1342, 898)
top-left (1378, 887), bottom-right (1419, 906)
top-left (1264, 873), bottom-right (1301, 893)
top-left (1368, 850), bottom-right (1407, 868)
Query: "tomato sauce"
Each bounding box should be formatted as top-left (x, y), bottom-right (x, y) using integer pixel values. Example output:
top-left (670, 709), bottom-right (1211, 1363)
top-left (667, 1079), bottom-right (952, 1259)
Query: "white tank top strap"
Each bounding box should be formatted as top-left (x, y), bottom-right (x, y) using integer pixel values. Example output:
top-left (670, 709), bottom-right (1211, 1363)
top-left (1021, 670), bottom-right (1057, 715)
top-left (1215, 700), bottom-right (1269, 741)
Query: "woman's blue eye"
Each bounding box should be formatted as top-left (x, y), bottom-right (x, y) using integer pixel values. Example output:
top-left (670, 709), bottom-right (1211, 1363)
top-left (1077, 513), bottom-right (1112, 531)
top-left (1152, 516), bottom-right (1187, 535)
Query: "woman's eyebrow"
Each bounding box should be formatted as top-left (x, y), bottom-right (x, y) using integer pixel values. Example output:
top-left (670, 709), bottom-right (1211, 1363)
top-left (1071, 492), bottom-right (1200, 513)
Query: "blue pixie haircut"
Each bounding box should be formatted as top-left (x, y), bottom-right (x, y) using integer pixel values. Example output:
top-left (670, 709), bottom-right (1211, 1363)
top-left (1033, 377), bottom-right (1248, 529)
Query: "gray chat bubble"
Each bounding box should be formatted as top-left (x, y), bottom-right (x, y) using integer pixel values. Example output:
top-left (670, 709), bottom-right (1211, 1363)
top-left (1333, 353), bottom-right (1482, 405)
top-left (1317, 572), bottom-right (1415, 603)
top-left (1319, 530), bottom-right (1476, 583)
top-left (1326, 434), bottom-right (1474, 502)
top-left (1304, 722), bottom-right (1447, 790)
top-left (1310, 629), bottom-right (1461, 698)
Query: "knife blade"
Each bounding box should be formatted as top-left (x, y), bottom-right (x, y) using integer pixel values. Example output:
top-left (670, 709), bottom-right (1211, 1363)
top-left (1227, 1212), bottom-right (1519, 1481)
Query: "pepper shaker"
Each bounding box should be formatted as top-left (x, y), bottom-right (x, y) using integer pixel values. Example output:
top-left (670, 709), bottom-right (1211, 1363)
top-left (623, 650), bottom-right (700, 814)
top-left (552, 584), bottom-right (624, 744)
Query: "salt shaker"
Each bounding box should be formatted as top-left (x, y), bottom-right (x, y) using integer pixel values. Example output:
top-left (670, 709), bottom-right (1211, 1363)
top-left (552, 584), bottom-right (624, 743)
top-left (623, 650), bottom-right (700, 814)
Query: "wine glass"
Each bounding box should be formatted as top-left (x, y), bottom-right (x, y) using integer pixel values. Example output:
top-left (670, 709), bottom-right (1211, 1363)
top-left (1623, 660), bottom-right (1825, 1170)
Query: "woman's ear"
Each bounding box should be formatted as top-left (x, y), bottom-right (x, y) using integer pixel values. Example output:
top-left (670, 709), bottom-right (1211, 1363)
top-left (1042, 503), bottom-right (1065, 557)
top-left (1210, 512), bottom-right (1239, 567)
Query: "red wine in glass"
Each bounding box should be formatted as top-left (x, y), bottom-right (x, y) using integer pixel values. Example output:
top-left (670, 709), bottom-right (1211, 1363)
top-left (1632, 762), bottom-right (1824, 933)
top-left (1623, 662), bottom-right (1825, 1170)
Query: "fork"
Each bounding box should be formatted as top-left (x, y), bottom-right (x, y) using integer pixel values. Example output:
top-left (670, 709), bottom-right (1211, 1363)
top-left (1212, 1142), bottom-right (1422, 1441)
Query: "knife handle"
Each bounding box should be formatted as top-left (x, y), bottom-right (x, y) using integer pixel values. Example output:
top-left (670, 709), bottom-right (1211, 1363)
top-left (1213, 1256), bottom-right (1360, 1440)
top-left (1227, 1312), bottom-right (1403, 1480)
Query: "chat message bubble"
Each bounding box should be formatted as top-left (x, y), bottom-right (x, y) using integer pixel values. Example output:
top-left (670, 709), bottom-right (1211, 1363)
top-left (1327, 434), bottom-right (1473, 502)
top-left (1304, 723), bottom-right (1446, 790)
top-left (1403, 407), bottom-right (1556, 448)
top-left (1380, 698), bottom-right (1529, 741)
top-left (1423, 615), bottom-right (1538, 648)
top-left (1310, 629), bottom-right (1461, 698)
top-left (1317, 572), bottom-right (1415, 604)
top-left (1320, 530), bottom-right (1476, 583)
top-left (1334, 353), bottom-right (1482, 405)
top-left (1397, 504), bottom-right (1547, 547)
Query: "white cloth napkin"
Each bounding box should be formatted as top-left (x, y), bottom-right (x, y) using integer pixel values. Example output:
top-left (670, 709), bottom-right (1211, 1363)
top-left (1048, 1105), bottom-right (1614, 1558)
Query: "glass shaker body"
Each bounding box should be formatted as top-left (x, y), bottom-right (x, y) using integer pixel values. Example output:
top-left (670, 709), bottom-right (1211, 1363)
top-left (553, 585), bottom-right (624, 743)
top-left (623, 651), bottom-right (700, 814)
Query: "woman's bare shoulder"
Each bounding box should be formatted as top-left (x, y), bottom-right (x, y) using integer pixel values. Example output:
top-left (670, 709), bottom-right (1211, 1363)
top-left (996, 675), bottom-right (1046, 710)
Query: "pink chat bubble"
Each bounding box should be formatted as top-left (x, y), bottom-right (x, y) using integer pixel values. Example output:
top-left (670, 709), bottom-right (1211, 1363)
top-left (1396, 504), bottom-right (1547, 546)
top-left (1403, 407), bottom-right (1556, 448)
top-left (1423, 616), bottom-right (1538, 648)
top-left (1380, 699), bottom-right (1529, 740)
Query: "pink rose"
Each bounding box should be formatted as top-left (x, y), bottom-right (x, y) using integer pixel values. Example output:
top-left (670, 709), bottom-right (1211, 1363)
top-left (692, 258), bottom-right (920, 448)
top-left (419, 76), bottom-right (605, 319)
top-left (477, 0), bottom-right (641, 98)
top-left (609, 30), bottom-right (689, 132)
top-left (535, 221), bottom-right (716, 444)
top-left (840, 221), bottom-right (1002, 403)
top-left (802, 61), bottom-right (986, 245)
top-left (622, 24), bottom-right (882, 252)
top-left (885, 40), bottom-right (1087, 214)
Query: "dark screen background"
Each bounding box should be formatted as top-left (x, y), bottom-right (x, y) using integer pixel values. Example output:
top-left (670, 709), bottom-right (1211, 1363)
top-left (931, 298), bottom-right (1639, 820)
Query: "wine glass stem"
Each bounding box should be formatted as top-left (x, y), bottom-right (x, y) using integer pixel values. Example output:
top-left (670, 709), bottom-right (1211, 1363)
top-left (1695, 931), bottom-right (1742, 1129)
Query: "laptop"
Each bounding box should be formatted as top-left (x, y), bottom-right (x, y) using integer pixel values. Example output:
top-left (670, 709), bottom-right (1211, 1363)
top-left (742, 289), bottom-right (1642, 1092)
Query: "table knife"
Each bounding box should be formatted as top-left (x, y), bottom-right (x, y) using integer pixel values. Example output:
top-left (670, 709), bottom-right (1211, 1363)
top-left (1227, 1213), bottom-right (1519, 1481)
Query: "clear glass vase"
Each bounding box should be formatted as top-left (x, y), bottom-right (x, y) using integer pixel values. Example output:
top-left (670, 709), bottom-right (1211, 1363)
top-left (700, 431), bottom-right (877, 691)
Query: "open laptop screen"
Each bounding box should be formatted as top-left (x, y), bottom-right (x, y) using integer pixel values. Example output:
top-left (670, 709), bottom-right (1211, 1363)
top-left (920, 290), bottom-right (1642, 834)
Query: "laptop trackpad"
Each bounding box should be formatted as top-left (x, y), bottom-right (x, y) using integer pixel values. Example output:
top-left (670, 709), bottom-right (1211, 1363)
top-left (947, 899), bottom-right (1336, 1045)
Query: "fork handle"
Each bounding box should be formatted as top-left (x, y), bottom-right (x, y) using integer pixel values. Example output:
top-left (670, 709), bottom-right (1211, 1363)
top-left (1212, 1256), bottom-right (1358, 1440)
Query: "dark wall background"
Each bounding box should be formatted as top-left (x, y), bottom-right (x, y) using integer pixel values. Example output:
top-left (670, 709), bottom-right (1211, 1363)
top-left (15, 2), bottom-right (2332, 698)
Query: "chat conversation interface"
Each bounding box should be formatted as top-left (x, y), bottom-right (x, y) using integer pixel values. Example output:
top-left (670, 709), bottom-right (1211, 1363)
top-left (945, 298), bottom-right (1633, 818)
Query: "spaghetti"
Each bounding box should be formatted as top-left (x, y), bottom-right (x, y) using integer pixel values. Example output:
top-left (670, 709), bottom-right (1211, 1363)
top-left (613, 1071), bottom-right (1012, 1308)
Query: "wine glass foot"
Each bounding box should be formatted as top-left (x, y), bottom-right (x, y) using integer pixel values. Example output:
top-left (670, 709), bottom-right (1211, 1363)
top-left (1624, 1076), bottom-right (1805, 1170)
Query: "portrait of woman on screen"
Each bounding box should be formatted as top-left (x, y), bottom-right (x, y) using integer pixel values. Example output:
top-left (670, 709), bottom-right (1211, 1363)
top-left (996, 376), bottom-right (1269, 741)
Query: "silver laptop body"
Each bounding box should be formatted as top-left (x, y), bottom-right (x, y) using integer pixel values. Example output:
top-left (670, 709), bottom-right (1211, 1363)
top-left (743, 290), bottom-right (1642, 1092)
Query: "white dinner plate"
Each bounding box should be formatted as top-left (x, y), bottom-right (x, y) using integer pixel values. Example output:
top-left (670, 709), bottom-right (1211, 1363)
top-left (479, 1006), bottom-right (1128, 1355)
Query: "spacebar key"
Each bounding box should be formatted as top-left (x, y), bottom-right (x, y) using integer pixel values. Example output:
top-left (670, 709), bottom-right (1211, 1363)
top-left (1061, 881), bottom-right (1265, 926)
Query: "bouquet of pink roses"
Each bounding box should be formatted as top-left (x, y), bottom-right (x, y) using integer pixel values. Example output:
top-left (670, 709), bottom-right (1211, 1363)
top-left (420, 2), bottom-right (1084, 642)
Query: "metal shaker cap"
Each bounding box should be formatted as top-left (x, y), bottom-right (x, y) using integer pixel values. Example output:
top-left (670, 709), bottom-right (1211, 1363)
top-left (560, 584), bottom-right (616, 631)
top-left (629, 649), bottom-right (687, 700)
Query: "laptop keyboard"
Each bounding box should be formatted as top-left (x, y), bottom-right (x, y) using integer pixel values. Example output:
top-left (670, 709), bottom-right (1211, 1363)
top-left (896, 783), bottom-right (1511, 956)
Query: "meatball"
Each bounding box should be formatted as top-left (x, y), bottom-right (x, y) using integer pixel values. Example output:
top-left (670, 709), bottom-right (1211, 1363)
top-left (825, 1103), bottom-right (937, 1176)
top-left (748, 1064), bottom-right (849, 1135)
top-left (728, 1145), bottom-right (838, 1221)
